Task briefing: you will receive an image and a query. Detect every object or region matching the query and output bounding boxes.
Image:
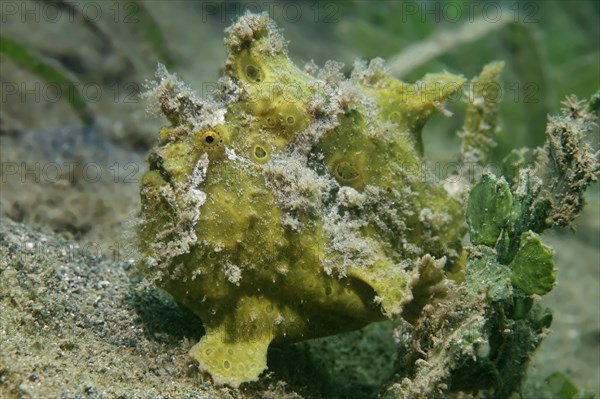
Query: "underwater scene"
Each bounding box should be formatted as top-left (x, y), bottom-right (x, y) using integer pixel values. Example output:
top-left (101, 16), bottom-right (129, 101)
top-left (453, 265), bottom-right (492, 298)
top-left (0, 1), bottom-right (599, 398)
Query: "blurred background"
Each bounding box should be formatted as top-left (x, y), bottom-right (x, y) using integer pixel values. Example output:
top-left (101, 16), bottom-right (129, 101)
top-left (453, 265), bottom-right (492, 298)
top-left (1, 0), bottom-right (598, 397)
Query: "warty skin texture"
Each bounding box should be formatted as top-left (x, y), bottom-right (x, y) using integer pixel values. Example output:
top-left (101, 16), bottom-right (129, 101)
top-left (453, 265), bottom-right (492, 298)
top-left (139, 13), bottom-right (467, 387)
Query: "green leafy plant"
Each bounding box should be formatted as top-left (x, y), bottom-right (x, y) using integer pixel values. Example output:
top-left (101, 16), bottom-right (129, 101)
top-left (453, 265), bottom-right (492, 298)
top-left (382, 93), bottom-right (598, 399)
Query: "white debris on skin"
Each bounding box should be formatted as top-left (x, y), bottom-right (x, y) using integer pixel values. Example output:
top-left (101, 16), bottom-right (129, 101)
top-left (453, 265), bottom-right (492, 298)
top-left (357, 185), bottom-right (413, 242)
top-left (274, 314), bottom-right (284, 325)
top-left (316, 60), bottom-right (345, 86)
top-left (281, 214), bottom-right (303, 232)
top-left (144, 155), bottom-right (209, 284)
top-left (373, 296), bottom-right (385, 305)
top-left (337, 186), bottom-right (367, 208)
top-left (143, 64), bottom-right (229, 135)
top-left (223, 262), bottom-right (243, 286)
top-left (366, 120), bottom-right (402, 142)
top-left (322, 206), bottom-right (378, 277)
top-left (224, 11), bottom-right (286, 56)
top-left (264, 153), bottom-right (335, 223)
top-left (185, 154), bottom-right (210, 226)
